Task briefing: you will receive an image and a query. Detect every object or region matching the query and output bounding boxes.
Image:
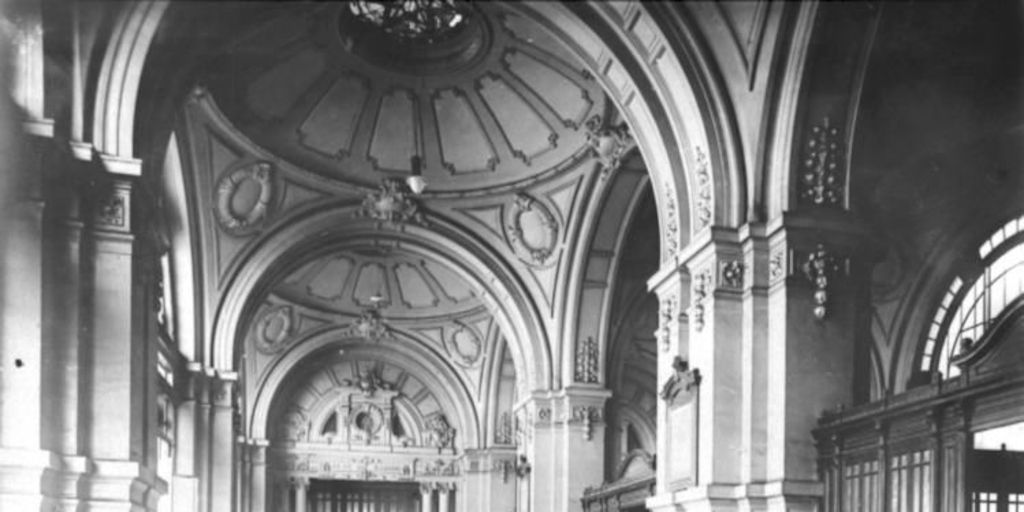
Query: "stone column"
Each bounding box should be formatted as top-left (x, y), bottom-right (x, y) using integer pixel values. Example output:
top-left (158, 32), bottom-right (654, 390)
top-left (420, 482), bottom-right (434, 512)
top-left (248, 439), bottom-right (269, 512)
top-left (437, 482), bottom-right (453, 512)
top-left (646, 216), bottom-right (879, 512)
top-left (294, 477), bottom-right (308, 512)
top-left (521, 395), bottom-right (555, 512)
top-left (647, 267), bottom-right (689, 497)
top-left (209, 372), bottom-right (237, 512)
top-left (557, 387), bottom-right (610, 512)
top-left (172, 364), bottom-right (202, 512)
top-left (78, 175), bottom-right (159, 510)
top-left (0, 119), bottom-right (51, 510)
top-left (461, 449), bottom-right (516, 512)
top-left (759, 211), bottom-right (879, 512)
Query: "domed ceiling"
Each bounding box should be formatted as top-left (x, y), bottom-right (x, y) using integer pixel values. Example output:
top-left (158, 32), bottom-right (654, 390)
top-left (203, 2), bottom-right (608, 194)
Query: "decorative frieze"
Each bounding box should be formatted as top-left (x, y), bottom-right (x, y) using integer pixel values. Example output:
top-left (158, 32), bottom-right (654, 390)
top-left (694, 146), bottom-right (712, 230)
top-left (92, 180), bottom-right (132, 231)
top-left (799, 116), bottom-right (844, 207)
top-left (574, 336), bottom-right (600, 383)
top-left (801, 244), bottom-right (847, 320)
top-left (691, 267), bottom-right (713, 332)
top-left (356, 178), bottom-right (424, 226)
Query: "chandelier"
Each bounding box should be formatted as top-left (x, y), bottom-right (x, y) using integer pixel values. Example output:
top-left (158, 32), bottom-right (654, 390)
top-left (347, 0), bottom-right (470, 44)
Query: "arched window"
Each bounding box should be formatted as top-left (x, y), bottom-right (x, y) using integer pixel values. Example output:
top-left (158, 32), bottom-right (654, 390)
top-left (921, 214), bottom-right (1024, 378)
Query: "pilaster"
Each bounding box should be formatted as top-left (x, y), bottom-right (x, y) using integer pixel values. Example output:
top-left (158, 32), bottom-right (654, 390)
top-left (461, 448), bottom-right (515, 512)
top-left (209, 371), bottom-right (238, 512)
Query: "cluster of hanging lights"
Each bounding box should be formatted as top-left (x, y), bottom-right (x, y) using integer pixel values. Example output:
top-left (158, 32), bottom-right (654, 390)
top-left (347, 0), bottom-right (469, 44)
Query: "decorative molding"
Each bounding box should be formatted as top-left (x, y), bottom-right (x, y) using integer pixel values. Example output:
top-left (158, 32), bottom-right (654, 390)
top-left (574, 336), bottom-right (599, 384)
top-left (346, 306), bottom-right (390, 343)
top-left (255, 305), bottom-right (293, 354)
top-left (691, 267), bottom-right (713, 332)
top-left (215, 161), bottom-right (274, 235)
top-left (719, 259), bottom-right (744, 289)
top-left (801, 244), bottom-right (846, 320)
top-left (656, 294), bottom-right (678, 352)
top-left (659, 356), bottom-right (701, 407)
top-left (585, 114), bottom-right (634, 177)
top-left (537, 407), bottom-right (552, 423)
top-left (504, 193), bottom-right (558, 266)
top-left (799, 116), bottom-right (844, 207)
top-left (356, 178), bottom-right (425, 226)
top-left (444, 322), bottom-right (483, 368)
top-left (694, 146), bottom-right (712, 229)
top-left (663, 187), bottom-right (680, 259)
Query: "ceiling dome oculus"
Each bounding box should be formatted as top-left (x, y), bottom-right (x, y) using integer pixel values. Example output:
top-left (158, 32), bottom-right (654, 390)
top-left (339, 0), bottom-right (488, 75)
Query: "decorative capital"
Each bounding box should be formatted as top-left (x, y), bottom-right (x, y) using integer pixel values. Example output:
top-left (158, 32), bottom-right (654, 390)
top-left (799, 116), bottom-right (844, 207)
top-left (356, 178), bottom-right (425, 227)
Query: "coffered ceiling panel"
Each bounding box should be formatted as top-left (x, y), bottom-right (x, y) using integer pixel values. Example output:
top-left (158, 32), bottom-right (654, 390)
top-left (276, 246), bottom-right (481, 321)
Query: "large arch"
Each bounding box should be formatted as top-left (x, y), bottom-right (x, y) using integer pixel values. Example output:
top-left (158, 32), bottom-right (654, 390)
top-left (249, 328), bottom-right (480, 448)
top-left (210, 207), bottom-right (552, 393)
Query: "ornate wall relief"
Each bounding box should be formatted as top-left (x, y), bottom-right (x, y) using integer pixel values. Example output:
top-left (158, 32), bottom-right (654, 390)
top-left (574, 336), bottom-right (599, 383)
top-left (691, 267), bottom-right (713, 332)
top-left (444, 322), bottom-right (483, 368)
top-left (356, 178), bottom-right (424, 226)
top-left (799, 116), bottom-right (844, 207)
top-left (719, 259), bottom-right (744, 290)
top-left (656, 294), bottom-right (678, 352)
top-left (663, 187), bottom-right (680, 259)
top-left (215, 161), bottom-right (275, 235)
top-left (255, 305), bottom-right (294, 354)
top-left (585, 114), bottom-right (634, 177)
top-left (503, 193), bottom-right (559, 267)
top-left (694, 147), bottom-right (712, 230)
top-left (801, 244), bottom-right (848, 320)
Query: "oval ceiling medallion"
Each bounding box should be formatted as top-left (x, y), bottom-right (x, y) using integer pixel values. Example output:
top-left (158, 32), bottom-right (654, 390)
top-left (445, 322), bottom-right (483, 368)
top-left (255, 305), bottom-right (293, 354)
top-left (215, 161), bottom-right (275, 236)
top-left (503, 193), bottom-right (558, 267)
